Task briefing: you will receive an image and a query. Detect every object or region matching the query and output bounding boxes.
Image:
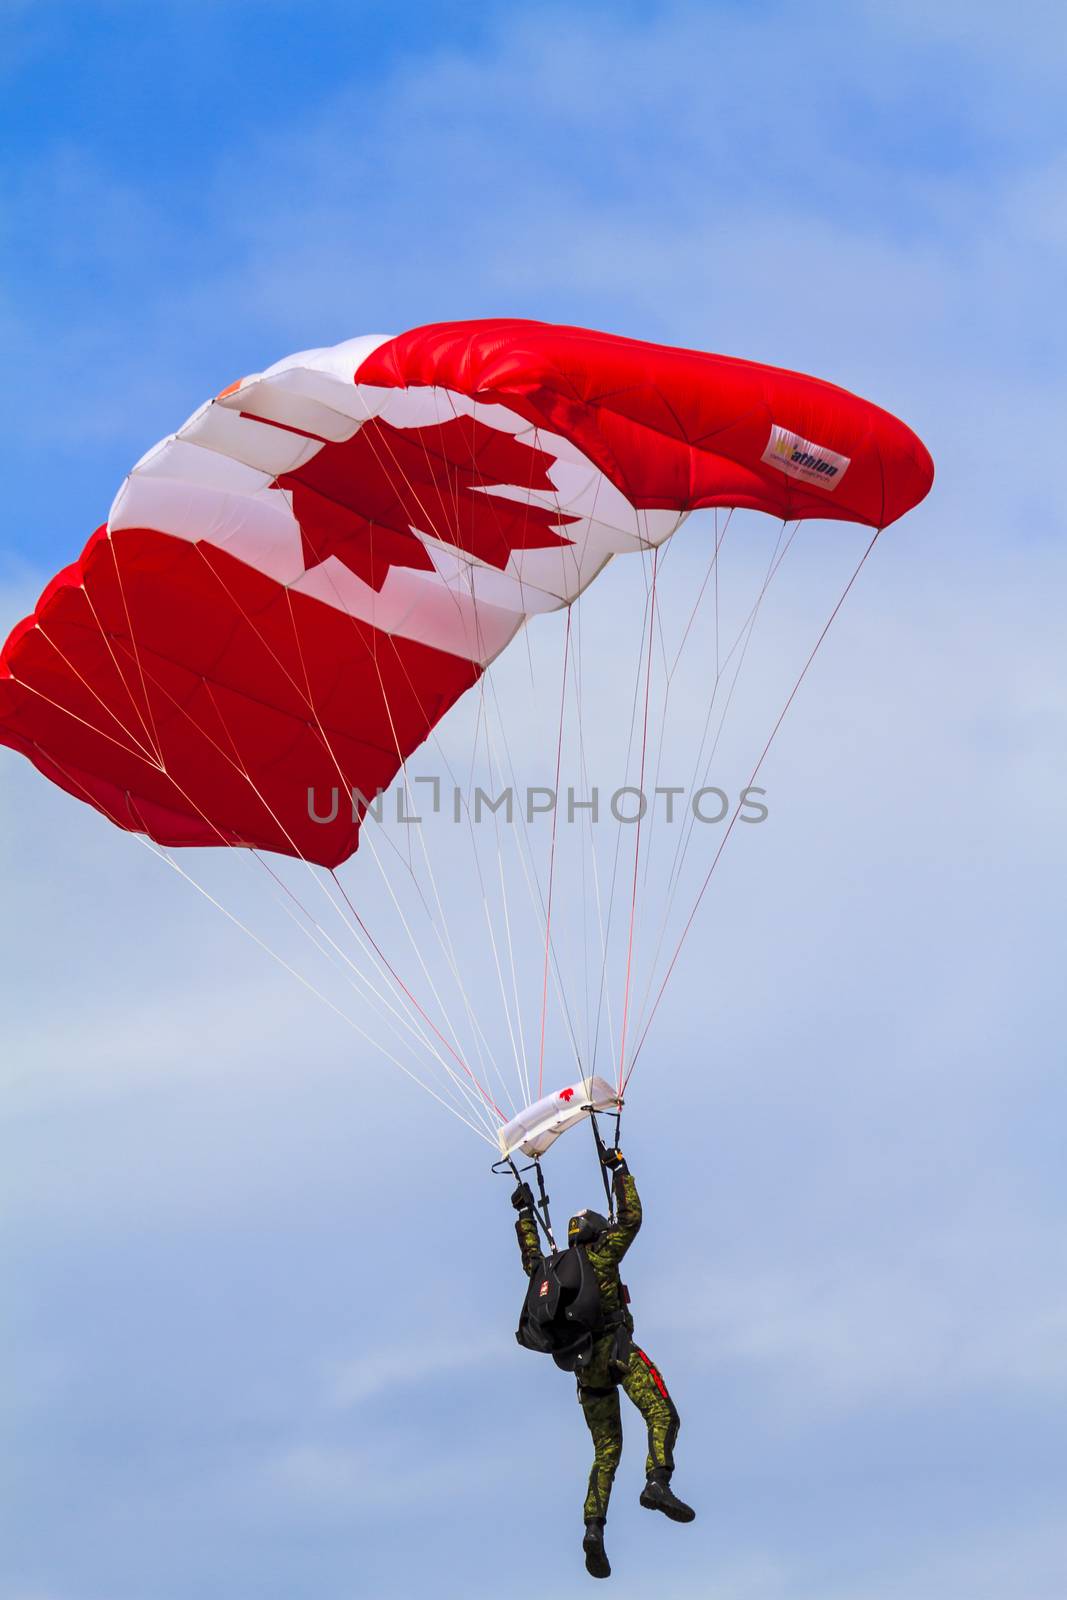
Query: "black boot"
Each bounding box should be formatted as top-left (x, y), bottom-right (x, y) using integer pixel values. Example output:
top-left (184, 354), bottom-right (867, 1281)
top-left (639, 1468), bottom-right (695, 1523)
top-left (583, 1517), bottom-right (611, 1579)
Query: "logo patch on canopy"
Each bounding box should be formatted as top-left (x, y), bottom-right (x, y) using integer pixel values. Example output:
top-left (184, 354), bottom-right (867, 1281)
top-left (761, 424), bottom-right (850, 490)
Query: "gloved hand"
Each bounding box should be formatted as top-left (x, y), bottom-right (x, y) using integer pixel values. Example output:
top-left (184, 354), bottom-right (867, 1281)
top-left (600, 1146), bottom-right (628, 1173)
top-left (511, 1180), bottom-right (535, 1212)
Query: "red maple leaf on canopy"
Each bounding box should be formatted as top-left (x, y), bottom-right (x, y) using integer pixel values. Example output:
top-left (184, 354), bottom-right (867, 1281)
top-left (266, 412), bottom-right (578, 592)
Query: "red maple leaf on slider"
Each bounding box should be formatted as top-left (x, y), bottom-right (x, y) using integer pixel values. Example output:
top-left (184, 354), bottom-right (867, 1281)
top-left (266, 412), bottom-right (578, 592)
top-left (559, 1087), bottom-right (575, 1103)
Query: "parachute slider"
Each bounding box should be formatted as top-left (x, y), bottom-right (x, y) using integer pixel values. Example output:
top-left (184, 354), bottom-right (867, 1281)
top-left (497, 1075), bottom-right (622, 1161)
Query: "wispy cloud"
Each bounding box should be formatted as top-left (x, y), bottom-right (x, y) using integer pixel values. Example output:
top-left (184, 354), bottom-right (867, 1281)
top-left (325, 1339), bottom-right (504, 1409)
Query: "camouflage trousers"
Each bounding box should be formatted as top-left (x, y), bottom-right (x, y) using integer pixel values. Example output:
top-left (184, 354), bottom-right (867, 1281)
top-left (578, 1346), bottom-right (680, 1522)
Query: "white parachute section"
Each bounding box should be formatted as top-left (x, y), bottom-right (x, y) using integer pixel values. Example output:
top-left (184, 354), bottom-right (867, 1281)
top-left (497, 1076), bottom-right (621, 1160)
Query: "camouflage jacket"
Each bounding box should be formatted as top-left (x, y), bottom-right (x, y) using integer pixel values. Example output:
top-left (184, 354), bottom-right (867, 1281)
top-left (515, 1167), bottom-right (641, 1344)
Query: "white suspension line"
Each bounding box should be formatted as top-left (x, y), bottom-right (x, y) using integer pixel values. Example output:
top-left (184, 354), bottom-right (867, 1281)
top-left (137, 838), bottom-right (496, 1144)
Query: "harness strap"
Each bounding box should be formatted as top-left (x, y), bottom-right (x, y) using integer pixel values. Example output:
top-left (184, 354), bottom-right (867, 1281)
top-left (588, 1109), bottom-right (617, 1221)
top-left (531, 1158), bottom-right (557, 1250)
top-left (496, 1102), bottom-right (623, 1243)
top-left (500, 1153), bottom-right (557, 1251)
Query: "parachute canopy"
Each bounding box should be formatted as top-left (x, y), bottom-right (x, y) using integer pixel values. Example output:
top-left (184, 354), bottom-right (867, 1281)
top-left (0, 319), bottom-right (933, 870)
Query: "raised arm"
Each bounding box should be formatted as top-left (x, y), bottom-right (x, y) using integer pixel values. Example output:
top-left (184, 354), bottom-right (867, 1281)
top-left (511, 1181), bottom-right (543, 1278)
top-left (593, 1153), bottom-right (642, 1268)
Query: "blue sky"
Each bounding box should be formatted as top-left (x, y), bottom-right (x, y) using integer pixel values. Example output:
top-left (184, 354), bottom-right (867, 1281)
top-left (2, 3), bottom-right (1066, 1598)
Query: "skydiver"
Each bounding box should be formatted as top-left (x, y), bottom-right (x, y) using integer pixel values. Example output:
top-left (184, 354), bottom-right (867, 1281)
top-left (511, 1146), bottom-right (694, 1580)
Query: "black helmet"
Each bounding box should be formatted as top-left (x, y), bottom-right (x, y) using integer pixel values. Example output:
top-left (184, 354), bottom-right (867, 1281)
top-left (568, 1209), bottom-right (609, 1246)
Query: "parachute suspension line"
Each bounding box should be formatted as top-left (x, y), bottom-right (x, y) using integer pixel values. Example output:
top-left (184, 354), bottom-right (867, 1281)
top-left (616, 544), bottom-right (660, 1093)
top-left (664, 517), bottom-right (798, 905)
top-left (574, 587), bottom-right (591, 1068)
top-left (328, 867), bottom-right (506, 1123)
top-left (449, 502), bottom-right (537, 1117)
top-left (310, 596), bottom-right (498, 1101)
top-left (480, 663), bottom-right (585, 1075)
top-left (537, 605), bottom-right (575, 1098)
top-left (558, 449), bottom-right (621, 1077)
top-left (38, 732), bottom-right (493, 1142)
top-left (405, 605), bottom-right (535, 1116)
top-left (248, 853), bottom-right (435, 1055)
top-left (644, 509), bottom-right (732, 892)
top-left (470, 659), bottom-right (534, 1110)
top-left (22, 553), bottom-right (166, 775)
top-left (25, 736), bottom-right (140, 834)
top-left (13, 650), bottom-right (159, 768)
top-left (714, 506), bottom-right (723, 680)
top-left (68, 585), bottom-right (163, 763)
top-left (478, 673), bottom-right (546, 944)
top-left (306, 570), bottom-right (526, 1117)
top-left (625, 527), bottom-right (885, 1087)
top-left (639, 505), bottom-right (729, 908)
top-left (248, 851), bottom-right (501, 1135)
top-left (632, 516), bottom-right (807, 1046)
top-left (248, 853), bottom-right (467, 1076)
top-left (252, 885), bottom-right (503, 1140)
top-left (633, 517), bottom-right (801, 1031)
top-left (135, 838), bottom-right (497, 1144)
top-left (103, 531), bottom-right (165, 766)
top-left (670, 508), bottom-right (733, 685)
top-left (571, 592), bottom-right (618, 1077)
top-left (635, 529), bottom-right (687, 906)
top-left (496, 848), bottom-right (533, 1105)
top-left (638, 515), bottom-right (714, 917)
top-left (530, 422), bottom-right (612, 1082)
top-left (587, 555), bottom-right (660, 1081)
top-left (354, 656), bottom-right (519, 1113)
top-left (356, 768), bottom-right (508, 1119)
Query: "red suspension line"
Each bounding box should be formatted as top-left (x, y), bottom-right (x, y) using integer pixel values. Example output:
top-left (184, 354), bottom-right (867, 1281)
top-left (329, 870), bottom-right (505, 1121)
top-left (537, 606), bottom-right (573, 1097)
top-left (617, 547), bottom-right (660, 1094)
top-left (624, 529), bottom-right (883, 1088)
